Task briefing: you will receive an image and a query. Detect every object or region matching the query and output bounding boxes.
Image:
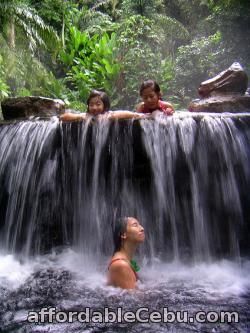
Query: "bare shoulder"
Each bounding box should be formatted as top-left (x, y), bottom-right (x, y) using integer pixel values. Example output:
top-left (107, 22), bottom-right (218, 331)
top-left (109, 259), bottom-right (136, 289)
top-left (109, 259), bottom-right (131, 272)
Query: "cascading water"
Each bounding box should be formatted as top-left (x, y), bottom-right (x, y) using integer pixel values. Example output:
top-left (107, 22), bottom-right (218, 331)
top-left (0, 112), bottom-right (250, 332)
top-left (140, 114), bottom-right (250, 261)
top-left (0, 119), bottom-right (62, 256)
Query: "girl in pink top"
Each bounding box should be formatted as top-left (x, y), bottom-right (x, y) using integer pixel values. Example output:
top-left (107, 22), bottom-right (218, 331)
top-left (136, 80), bottom-right (174, 115)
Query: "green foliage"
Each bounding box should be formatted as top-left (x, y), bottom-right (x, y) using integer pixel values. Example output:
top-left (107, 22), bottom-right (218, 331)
top-left (116, 15), bottom-right (161, 108)
top-left (172, 32), bottom-right (222, 105)
top-left (0, 0), bottom-right (59, 51)
top-left (0, 54), bottom-right (10, 101)
top-left (60, 28), bottom-right (121, 106)
top-left (162, 0), bottom-right (210, 32)
top-left (154, 14), bottom-right (189, 58)
top-left (0, 0), bottom-right (249, 110)
top-left (0, 33), bottom-right (67, 100)
top-left (90, 0), bottom-right (122, 21)
top-left (77, 7), bottom-right (117, 35)
top-left (206, 0), bottom-right (250, 73)
top-left (121, 0), bottom-right (164, 18)
top-left (30, 0), bottom-right (65, 32)
top-left (160, 58), bottom-right (176, 104)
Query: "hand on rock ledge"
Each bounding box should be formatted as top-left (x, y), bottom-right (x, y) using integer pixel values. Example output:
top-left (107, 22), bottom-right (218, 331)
top-left (104, 111), bottom-right (148, 120)
top-left (59, 112), bottom-right (87, 121)
top-left (60, 111), bottom-right (149, 121)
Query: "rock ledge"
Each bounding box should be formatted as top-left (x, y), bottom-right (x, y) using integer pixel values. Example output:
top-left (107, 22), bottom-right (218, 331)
top-left (1, 96), bottom-right (65, 120)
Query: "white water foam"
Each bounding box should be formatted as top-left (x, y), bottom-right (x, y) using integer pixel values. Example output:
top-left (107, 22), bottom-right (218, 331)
top-left (0, 253), bottom-right (34, 289)
top-left (0, 249), bottom-right (249, 297)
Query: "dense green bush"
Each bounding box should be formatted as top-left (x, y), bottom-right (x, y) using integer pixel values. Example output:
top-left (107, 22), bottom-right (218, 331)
top-left (171, 32), bottom-right (223, 105)
top-left (60, 28), bottom-right (121, 108)
top-left (0, 0), bottom-right (249, 110)
top-left (116, 15), bottom-right (162, 108)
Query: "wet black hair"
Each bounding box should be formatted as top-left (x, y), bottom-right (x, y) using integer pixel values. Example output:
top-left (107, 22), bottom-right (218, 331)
top-left (87, 90), bottom-right (110, 113)
top-left (113, 217), bottom-right (130, 253)
top-left (139, 80), bottom-right (161, 96)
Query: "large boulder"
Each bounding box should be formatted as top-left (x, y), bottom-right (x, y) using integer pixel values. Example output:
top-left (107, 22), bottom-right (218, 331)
top-left (198, 62), bottom-right (248, 98)
top-left (189, 63), bottom-right (250, 113)
top-left (1, 96), bottom-right (65, 120)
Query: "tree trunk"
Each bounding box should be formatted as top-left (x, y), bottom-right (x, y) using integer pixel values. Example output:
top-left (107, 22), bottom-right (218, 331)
top-left (61, 14), bottom-right (65, 49)
top-left (7, 18), bottom-right (15, 49)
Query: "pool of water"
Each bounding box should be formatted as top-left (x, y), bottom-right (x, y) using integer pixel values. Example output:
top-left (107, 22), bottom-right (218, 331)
top-left (0, 249), bottom-right (250, 333)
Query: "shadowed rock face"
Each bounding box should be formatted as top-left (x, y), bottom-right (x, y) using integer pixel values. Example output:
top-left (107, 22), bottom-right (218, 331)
top-left (1, 96), bottom-right (65, 120)
top-left (189, 95), bottom-right (250, 113)
top-left (189, 63), bottom-right (250, 113)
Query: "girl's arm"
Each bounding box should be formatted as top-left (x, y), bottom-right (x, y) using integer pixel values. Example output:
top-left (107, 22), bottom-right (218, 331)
top-left (161, 101), bottom-right (174, 116)
top-left (60, 112), bottom-right (87, 121)
top-left (104, 111), bottom-right (145, 120)
top-left (161, 101), bottom-right (175, 115)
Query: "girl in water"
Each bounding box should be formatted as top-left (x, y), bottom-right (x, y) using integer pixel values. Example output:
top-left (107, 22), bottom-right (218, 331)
top-left (136, 80), bottom-right (174, 115)
top-left (108, 217), bottom-right (145, 289)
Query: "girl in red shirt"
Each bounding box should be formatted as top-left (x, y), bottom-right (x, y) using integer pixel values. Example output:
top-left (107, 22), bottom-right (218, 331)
top-left (136, 80), bottom-right (174, 115)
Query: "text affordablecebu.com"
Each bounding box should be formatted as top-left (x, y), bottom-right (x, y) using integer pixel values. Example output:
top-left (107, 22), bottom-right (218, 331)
top-left (27, 307), bottom-right (239, 324)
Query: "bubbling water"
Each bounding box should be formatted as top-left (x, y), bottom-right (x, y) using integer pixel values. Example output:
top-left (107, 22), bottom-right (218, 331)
top-left (0, 249), bottom-right (249, 332)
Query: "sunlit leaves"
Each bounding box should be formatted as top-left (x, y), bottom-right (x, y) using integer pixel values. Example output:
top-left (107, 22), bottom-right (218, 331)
top-left (0, 0), bottom-right (249, 110)
top-left (60, 28), bottom-right (121, 105)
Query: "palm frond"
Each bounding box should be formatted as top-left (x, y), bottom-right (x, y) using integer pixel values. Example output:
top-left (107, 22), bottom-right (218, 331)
top-left (0, 2), bottom-right (59, 51)
top-left (90, 0), bottom-right (120, 20)
top-left (91, 0), bottom-right (111, 11)
top-left (79, 9), bottom-right (113, 32)
top-left (154, 14), bottom-right (189, 39)
top-left (15, 5), bottom-right (59, 48)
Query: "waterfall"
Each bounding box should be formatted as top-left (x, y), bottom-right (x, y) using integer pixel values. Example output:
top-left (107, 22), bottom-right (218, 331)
top-left (0, 119), bottom-right (61, 256)
top-left (141, 113), bottom-right (250, 260)
top-left (0, 113), bottom-right (249, 260)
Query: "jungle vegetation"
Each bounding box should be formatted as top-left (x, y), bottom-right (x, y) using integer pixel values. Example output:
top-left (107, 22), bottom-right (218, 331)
top-left (0, 0), bottom-right (249, 111)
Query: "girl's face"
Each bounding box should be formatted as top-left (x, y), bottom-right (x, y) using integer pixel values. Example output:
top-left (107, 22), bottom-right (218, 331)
top-left (88, 96), bottom-right (105, 115)
top-left (122, 218), bottom-right (145, 243)
top-left (141, 87), bottom-right (160, 110)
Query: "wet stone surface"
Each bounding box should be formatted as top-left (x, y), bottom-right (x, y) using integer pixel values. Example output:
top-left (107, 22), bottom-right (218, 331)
top-left (1, 96), bottom-right (65, 120)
